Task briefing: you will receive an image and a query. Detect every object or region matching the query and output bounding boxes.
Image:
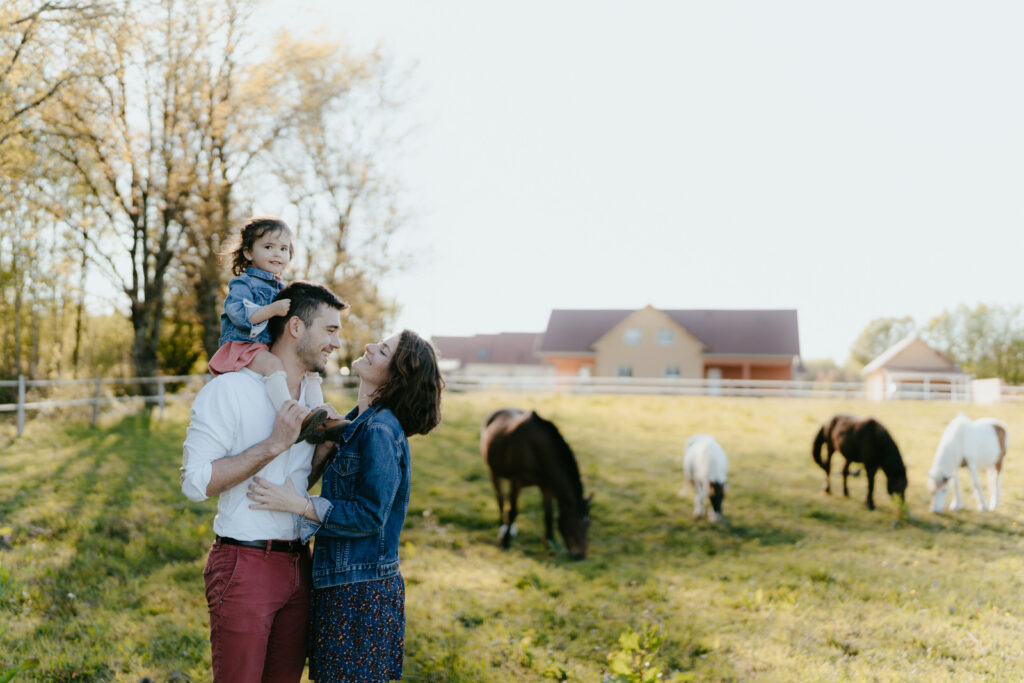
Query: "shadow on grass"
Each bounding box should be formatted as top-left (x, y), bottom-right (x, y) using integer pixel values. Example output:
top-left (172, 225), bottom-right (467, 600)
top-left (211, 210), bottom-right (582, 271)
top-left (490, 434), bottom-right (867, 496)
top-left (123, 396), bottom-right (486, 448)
top-left (725, 521), bottom-right (805, 546)
top-left (4, 412), bottom-right (214, 678)
top-left (897, 510), bottom-right (1024, 538)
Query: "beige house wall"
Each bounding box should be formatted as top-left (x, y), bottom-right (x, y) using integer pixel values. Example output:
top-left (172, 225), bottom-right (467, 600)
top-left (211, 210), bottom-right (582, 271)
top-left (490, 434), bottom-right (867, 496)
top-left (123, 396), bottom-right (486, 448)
top-left (592, 306), bottom-right (704, 378)
top-left (887, 340), bottom-right (955, 370)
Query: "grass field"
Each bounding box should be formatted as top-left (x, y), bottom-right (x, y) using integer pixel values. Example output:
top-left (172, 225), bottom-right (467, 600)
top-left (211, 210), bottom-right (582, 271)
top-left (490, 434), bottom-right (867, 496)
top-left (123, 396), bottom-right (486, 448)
top-left (2, 392), bottom-right (1024, 681)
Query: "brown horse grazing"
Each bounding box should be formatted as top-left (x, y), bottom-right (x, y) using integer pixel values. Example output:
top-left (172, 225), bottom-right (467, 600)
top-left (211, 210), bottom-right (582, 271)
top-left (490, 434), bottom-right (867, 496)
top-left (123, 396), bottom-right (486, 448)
top-left (812, 414), bottom-right (908, 510)
top-left (481, 408), bottom-right (592, 558)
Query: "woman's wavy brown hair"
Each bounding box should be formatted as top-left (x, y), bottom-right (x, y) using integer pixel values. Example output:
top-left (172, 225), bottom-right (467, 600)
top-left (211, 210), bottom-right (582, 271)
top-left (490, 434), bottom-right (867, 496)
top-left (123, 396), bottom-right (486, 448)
top-left (372, 330), bottom-right (444, 436)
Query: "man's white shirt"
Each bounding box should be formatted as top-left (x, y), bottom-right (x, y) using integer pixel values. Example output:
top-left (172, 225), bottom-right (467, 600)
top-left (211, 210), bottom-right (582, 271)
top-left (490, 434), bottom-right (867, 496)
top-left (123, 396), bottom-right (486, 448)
top-left (181, 368), bottom-right (315, 541)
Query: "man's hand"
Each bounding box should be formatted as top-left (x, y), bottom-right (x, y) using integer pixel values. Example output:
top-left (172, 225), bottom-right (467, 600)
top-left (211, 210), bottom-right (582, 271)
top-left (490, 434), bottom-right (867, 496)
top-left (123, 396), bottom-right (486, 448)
top-left (267, 400), bottom-right (306, 452)
top-left (203, 399), bottom-right (308, 498)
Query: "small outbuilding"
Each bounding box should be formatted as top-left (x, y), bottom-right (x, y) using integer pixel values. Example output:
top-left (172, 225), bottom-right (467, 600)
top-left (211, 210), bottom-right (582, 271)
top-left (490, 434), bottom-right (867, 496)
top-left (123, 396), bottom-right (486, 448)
top-left (861, 335), bottom-right (969, 401)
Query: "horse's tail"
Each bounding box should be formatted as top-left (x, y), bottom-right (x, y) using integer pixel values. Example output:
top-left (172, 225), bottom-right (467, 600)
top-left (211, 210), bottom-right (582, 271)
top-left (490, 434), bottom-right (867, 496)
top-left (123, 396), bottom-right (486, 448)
top-left (812, 425), bottom-right (828, 471)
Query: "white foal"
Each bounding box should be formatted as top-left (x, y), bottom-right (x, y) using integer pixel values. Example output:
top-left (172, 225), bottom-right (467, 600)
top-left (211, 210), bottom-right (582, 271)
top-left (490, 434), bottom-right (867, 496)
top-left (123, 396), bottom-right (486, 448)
top-left (927, 414), bottom-right (1008, 513)
top-left (682, 434), bottom-right (729, 522)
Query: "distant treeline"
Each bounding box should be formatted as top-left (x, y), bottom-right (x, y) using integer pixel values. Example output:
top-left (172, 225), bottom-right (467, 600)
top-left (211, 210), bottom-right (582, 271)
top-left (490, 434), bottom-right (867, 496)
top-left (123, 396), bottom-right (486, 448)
top-left (806, 303), bottom-right (1024, 384)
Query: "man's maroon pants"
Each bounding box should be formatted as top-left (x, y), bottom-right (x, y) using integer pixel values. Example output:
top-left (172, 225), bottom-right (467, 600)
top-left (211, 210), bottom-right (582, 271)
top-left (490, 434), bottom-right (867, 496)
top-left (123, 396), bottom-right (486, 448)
top-left (204, 540), bottom-right (311, 682)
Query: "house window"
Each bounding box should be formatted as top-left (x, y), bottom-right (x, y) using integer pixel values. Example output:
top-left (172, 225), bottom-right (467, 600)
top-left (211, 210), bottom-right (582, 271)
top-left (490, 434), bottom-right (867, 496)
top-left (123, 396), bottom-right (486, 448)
top-left (617, 365), bottom-right (633, 377)
top-left (657, 329), bottom-right (674, 346)
top-left (664, 366), bottom-right (680, 378)
top-left (624, 328), bottom-right (641, 346)
top-left (476, 348), bottom-right (490, 360)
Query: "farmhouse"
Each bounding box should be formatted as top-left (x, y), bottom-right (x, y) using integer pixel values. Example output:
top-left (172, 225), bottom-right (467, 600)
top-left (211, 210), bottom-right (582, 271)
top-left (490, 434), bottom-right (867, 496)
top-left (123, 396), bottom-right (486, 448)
top-left (537, 306), bottom-right (801, 379)
top-left (862, 335), bottom-right (969, 401)
top-left (431, 333), bottom-right (551, 377)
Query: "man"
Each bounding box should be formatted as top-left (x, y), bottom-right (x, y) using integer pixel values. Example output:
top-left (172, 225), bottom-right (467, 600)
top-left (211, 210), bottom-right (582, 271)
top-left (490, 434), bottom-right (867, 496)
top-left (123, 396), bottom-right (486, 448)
top-left (181, 281), bottom-right (346, 682)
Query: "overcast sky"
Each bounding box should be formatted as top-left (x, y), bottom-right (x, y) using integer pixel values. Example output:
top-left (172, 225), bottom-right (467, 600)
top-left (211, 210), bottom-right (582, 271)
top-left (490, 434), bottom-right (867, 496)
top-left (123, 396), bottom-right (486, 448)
top-left (256, 1), bottom-right (1024, 363)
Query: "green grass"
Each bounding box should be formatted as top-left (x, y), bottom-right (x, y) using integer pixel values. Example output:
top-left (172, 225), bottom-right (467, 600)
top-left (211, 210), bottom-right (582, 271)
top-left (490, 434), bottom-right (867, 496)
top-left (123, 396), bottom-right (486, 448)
top-left (2, 393), bottom-right (1024, 680)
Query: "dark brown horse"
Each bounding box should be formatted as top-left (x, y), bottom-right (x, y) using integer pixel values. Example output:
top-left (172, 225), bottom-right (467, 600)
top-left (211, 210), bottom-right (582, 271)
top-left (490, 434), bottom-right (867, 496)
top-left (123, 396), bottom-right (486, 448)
top-left (812, 414), bottom-right (908, 510)
top-left (481, 408), bottom-right (591, 558)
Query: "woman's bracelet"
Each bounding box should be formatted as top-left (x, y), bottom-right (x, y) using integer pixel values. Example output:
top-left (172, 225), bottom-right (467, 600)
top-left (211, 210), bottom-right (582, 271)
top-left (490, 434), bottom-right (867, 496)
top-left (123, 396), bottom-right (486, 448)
top-left (300, 497), bottom-right (311, 520)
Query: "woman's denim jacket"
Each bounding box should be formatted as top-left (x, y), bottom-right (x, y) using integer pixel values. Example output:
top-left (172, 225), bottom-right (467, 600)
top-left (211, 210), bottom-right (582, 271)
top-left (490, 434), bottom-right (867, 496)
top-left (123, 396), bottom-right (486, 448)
top-left (300, 404), bottom-right (411, 588)
top-left (218, 267), bottom-right (284, 346)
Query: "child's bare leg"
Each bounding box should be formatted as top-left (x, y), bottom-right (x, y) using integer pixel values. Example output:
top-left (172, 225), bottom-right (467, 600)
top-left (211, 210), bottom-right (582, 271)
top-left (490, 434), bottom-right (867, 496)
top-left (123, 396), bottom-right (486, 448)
top-left (305, 372), bottom-right (325, 409)
top-left (248, 349), bottom-right (328, 442)
top-left (247, 350), bottom-right (293, 412)
top-left (247, 349), bottom-right (284, 377)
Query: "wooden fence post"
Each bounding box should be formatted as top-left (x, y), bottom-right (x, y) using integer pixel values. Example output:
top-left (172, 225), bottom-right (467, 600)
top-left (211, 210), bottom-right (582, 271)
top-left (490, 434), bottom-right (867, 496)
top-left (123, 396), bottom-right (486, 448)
top-left (157, 377), bottom-right (166, 418)
top-left (91, 376), bottom-right (102, 426)
top-left (16, 374), bottom-right (25, 437)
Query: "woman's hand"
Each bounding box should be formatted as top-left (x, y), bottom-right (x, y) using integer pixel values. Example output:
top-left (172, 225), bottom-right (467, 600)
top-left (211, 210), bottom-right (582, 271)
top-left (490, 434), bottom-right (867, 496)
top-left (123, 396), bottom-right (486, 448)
top-left (247, 476), bottom-right (305, 515)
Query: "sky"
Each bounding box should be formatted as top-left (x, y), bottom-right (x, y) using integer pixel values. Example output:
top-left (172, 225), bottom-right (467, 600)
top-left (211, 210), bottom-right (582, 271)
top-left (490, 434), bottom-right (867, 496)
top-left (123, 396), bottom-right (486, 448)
top-left (256, 1), bottom-right (1024, 364)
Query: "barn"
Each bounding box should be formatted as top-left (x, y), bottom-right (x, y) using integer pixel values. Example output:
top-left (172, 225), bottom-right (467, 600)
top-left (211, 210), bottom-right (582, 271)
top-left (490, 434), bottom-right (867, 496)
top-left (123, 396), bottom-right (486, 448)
top-left (861, 335), bottom-right (969, 401)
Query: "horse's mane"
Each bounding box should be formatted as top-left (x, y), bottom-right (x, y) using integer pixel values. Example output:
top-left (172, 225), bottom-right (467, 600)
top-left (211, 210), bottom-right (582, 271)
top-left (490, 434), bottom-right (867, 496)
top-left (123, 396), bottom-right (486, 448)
top-left (530, 412), bottom-right (585, 506)
top-left (873, 421), bottom-right (906, 477)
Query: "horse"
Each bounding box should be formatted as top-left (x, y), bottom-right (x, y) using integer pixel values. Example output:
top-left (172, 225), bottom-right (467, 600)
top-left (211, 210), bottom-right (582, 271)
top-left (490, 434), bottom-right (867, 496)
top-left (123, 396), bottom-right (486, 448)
top-left (681, 434), bottom-right (729, 522)
top-left (812, 414), bottom-right (907, 510)
top-left (927, 414), bottom-right (1008, 513)
top-left (480, 408), bottom-right (592, 558)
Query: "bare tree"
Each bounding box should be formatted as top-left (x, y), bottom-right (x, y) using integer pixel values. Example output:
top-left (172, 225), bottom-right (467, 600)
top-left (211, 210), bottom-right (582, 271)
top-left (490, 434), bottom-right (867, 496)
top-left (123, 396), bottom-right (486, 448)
top-left (38, 0), bottom-right (202, 388)
top-left (0, 1), bottom-right (106, 153)
top-left (266, 33), bottom-right (412, 366)
top-left (176, 1), bottom-right (301, 360)
top-left (848, 316), bottom-right (917, 368)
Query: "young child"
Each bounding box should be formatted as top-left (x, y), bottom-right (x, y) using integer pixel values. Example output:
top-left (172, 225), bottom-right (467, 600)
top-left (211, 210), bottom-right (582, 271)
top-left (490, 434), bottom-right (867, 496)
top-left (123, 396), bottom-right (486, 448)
top-left (208, 216), bottom-right (328, 440)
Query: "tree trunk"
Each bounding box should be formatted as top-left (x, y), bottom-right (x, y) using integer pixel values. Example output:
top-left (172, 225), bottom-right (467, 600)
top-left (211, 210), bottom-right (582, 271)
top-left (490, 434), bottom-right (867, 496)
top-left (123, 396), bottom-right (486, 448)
top-left (195, 256), bottom-right (223, 361)
top-left (12, 250), bottom-right (22, 377)
top-left (72, 249), bottom-right (87, 377)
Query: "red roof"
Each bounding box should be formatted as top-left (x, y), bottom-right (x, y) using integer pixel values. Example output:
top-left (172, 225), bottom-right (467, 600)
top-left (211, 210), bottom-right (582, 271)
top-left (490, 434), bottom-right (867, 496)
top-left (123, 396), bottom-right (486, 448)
top-left (538, 308), bottom-right (801, 357)
top-left (432, 333), bottom-right (544, 365)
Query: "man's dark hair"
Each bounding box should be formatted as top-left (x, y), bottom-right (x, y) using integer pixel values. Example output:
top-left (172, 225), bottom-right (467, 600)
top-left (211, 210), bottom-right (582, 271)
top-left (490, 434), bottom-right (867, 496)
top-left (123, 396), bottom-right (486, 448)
top-left (268, 281), bottom-right (347, 344)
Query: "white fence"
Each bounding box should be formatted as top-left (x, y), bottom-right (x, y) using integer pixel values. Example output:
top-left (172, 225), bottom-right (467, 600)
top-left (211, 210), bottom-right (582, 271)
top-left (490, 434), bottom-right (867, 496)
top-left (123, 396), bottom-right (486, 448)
top-left (0, 374), bottom-right (206, 436)
top-left (445, 375), bottom-right (867, 398)
top-left (2, 372), bottom-right (1021, 438)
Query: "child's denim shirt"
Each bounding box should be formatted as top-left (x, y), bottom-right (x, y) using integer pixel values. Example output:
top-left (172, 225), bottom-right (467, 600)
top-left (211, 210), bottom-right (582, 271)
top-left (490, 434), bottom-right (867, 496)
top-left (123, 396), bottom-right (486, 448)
top-left (218, 267), bottom-right (284, 346)
top-left (301, 405), bottom-right (411, 588)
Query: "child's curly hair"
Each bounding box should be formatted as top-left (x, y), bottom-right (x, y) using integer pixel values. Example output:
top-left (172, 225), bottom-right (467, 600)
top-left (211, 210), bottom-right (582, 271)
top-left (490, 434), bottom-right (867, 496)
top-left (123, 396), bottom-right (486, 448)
top-left (223, 216), bottom-right (293, 276)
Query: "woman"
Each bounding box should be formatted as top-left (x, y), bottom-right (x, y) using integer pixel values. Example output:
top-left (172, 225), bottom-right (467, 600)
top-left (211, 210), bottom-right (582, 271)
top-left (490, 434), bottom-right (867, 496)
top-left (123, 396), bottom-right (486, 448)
top-left (247, 330), bottom-right (443, 682)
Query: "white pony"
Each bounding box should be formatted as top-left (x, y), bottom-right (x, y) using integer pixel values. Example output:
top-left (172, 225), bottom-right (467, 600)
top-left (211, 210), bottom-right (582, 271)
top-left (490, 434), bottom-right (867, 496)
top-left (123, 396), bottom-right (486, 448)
top-left (682, 434), bottom-right (729, 522)
top-left (927, 414), bottom-right (1008, 513)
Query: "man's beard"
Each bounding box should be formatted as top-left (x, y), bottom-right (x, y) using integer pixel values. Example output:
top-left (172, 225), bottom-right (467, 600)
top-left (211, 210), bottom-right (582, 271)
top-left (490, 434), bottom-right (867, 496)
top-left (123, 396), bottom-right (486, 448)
top-left (297, 335), bottom-right (328, 373)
